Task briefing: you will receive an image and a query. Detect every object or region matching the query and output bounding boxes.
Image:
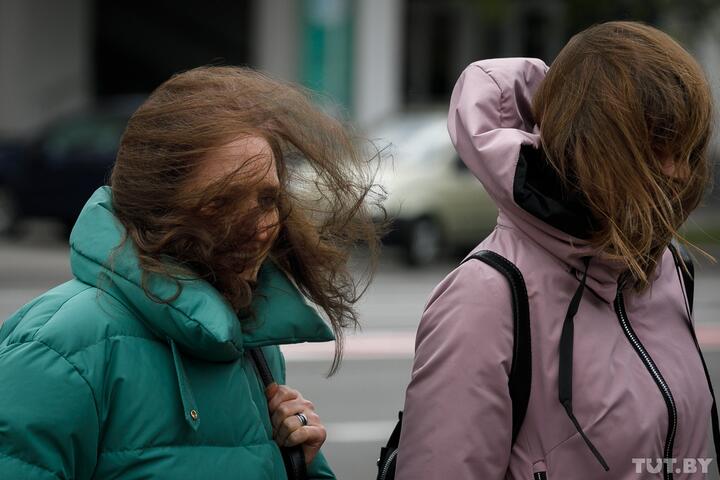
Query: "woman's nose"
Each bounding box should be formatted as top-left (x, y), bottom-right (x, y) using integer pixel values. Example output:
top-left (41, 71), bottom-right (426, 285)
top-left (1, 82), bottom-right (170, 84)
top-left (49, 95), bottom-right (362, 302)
top-left (256, 211), bottom-right (278, 242)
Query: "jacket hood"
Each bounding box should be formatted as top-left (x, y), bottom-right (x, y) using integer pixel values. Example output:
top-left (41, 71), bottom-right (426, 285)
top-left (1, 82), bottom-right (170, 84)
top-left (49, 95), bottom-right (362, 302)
top-left (69, 187), bottom-right (334, 362)
top-left (448, 58), bottom-right (628, 303)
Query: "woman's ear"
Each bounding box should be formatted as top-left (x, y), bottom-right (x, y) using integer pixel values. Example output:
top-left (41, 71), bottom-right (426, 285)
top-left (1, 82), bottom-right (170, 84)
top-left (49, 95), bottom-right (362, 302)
top-left (661, 157), bottom-right (690, 179)
top-left (661, 158), bottom-right (676, 177)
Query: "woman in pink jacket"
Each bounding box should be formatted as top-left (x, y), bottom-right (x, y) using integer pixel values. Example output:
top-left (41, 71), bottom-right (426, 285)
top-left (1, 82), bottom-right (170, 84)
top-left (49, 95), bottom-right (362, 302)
top-left (396, 22), bottom-right (717, 479)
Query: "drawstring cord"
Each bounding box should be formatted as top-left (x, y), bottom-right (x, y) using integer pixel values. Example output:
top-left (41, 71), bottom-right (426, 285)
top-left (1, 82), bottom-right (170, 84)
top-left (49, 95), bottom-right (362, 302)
top-left (169, 338), bottom-right (201, 431)
top-left (558, 257), bottom-right (609, 471)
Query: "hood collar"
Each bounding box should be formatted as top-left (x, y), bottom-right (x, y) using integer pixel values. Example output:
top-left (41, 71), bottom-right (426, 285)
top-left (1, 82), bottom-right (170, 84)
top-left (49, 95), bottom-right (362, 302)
top-left (448, 58), bottom-right (628, 303)
top-left (69, 187), bottom-right (334, 362)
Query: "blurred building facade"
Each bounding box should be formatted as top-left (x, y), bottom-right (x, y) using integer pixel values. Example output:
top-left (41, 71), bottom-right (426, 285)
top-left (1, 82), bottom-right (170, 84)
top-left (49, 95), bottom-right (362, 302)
top-left (1, 0), bottom-right (405, 137)
top-left (0, 0), bottom-right (718, 152)
top-left (0, 0), bottom-right (92, 138)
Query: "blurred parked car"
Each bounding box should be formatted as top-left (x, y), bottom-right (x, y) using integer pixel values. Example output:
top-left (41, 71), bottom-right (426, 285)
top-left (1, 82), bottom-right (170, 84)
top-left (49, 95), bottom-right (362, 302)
top-left (0, 139), bottom-right (24, 234)
top-left (0, 96), bottom-right (143, 236)
top-left (370, 112), bottom-right (497, 265)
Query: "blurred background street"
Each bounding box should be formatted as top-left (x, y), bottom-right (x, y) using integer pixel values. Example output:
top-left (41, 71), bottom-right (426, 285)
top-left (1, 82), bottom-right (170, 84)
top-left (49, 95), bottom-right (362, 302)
top-left (1, 0), bottom-right (720, 478)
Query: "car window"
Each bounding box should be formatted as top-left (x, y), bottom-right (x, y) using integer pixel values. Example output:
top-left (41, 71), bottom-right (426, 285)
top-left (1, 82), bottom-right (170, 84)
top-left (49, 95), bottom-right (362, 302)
top-left (42, 115), bottom-right (128, 161)
top-left (373, 117), bottom-right (451, 166)
top-left (370, 117), bottom-right (435, 144)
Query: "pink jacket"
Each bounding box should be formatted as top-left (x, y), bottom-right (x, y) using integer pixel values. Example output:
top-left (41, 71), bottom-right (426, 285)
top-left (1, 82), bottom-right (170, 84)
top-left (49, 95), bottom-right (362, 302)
top-left (395, 58), bottom-right (714, 479)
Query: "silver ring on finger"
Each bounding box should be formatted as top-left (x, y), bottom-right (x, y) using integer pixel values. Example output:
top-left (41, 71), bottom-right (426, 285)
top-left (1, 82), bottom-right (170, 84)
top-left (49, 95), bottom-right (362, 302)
top-left (295, 413), bottom-right (308, 427)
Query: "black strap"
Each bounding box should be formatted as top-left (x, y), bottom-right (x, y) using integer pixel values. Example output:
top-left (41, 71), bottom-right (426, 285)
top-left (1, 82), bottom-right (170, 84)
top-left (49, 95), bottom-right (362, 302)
top-left (669, 240), bottom-right (694, 313)
top-left (557, 258), bottom-right (609, 471)
top-left (466, 250), bottom-right (532, 443)
top-left (668, 242), bottom-right (720, 476)
top-left (248, 347), bottom-right (308, 480)
top-left (376, 251), bottom-right (531, 480)
top-left (376, 411), bottom-right (403, 480)
top-left (558, 258), bottom-right (590, 413)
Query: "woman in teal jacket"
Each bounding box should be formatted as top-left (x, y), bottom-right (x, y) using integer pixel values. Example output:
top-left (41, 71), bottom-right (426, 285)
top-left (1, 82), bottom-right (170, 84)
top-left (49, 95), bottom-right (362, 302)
top-left (0, 67), bottom-right (382, 479)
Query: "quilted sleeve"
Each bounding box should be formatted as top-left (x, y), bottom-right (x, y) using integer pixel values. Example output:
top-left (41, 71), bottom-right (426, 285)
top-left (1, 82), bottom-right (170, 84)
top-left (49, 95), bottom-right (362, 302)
top-left (0, 340), bottom-right (100, 479)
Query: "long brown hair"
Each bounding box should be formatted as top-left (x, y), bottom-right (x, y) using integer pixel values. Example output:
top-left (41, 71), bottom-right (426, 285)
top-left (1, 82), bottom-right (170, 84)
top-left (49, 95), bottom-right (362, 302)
top-left (111, 66), bottom-right (385, 373)
top-left (532, 21), bottom-right (714, 289)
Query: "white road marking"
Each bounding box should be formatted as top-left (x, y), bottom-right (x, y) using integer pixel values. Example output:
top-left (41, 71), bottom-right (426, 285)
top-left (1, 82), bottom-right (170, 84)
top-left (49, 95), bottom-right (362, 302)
top-left (695, 323), bottom-right (720, 350)
top-left (281, 331), bottom-right (416, 362)
top-left (325, 420), bottom-right (397, 443)
top-left (280, 324), bottom-right (720, 362)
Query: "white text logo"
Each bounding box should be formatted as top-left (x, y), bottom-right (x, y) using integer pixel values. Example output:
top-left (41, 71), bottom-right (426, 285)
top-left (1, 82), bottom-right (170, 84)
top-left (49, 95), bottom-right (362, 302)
top-left (631, 458), bottom-right (713, 474)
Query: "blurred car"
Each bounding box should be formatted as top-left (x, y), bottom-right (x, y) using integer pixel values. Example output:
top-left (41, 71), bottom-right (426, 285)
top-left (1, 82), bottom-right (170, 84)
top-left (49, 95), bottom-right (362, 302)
top-left (0, 96), bottom-right (143, 236)
top-left (370, 112), bottom-right (497, 265)
top-left (0, 139), bottom-right (24, 234)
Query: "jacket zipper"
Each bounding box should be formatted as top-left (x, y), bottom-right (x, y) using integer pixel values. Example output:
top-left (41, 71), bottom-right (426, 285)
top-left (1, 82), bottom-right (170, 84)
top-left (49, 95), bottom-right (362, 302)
top-left (378, 449), bottom-right (398, 480)
top-left (615, 290), bottom-right (677, 480)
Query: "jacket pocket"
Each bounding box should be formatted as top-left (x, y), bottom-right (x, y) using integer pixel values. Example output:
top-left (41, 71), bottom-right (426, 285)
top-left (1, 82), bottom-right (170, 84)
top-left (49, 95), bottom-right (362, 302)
top-left (533, 472), bottom-right (547, 480)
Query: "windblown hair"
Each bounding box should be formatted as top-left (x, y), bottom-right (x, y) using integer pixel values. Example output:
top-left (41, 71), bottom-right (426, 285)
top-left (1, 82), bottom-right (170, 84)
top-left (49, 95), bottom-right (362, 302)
top-left (533, 21), bottom-right (714, 289)
top-left (110, 66), bottom-right (384, 374)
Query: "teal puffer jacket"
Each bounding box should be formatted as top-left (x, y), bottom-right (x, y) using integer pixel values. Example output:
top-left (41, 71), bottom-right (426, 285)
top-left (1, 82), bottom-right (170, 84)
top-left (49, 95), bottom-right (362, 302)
top-left (0, 187), bottom-right (336, 479)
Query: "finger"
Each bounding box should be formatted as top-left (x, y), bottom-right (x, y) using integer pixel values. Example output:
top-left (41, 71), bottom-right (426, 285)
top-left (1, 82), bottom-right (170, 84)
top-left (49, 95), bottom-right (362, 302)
top-left (275, 413), bottom-right (304, 447)
top-left (287, 424), bottom-right (326, 448)
top-left (274, 410), bottom-right (320, 446)
top-left (271, 399), bottom-right (304, 435)
top-left (271, 398), bottom-right (314, 432)
top-left (265, 383), bottom-right (279, 399)
top-left (267, 386), bottom-right (300, 412)
top-left (267, 386), bottom-right (300, 413)
top-left (274, 408), bottom-right (318, 445)
top-left (286, 425), bottom-right (327, 464)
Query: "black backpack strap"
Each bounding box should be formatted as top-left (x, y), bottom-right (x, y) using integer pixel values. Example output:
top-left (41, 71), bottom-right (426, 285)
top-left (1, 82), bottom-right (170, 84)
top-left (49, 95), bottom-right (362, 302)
top-left (668, 242), bottom-right (720, 477)
top-left (669, 240), bottom-right (694, 313)
top-left (376, 250), bottom-right (531, 480)
top-left (465, 250), bottom-right (532, 443)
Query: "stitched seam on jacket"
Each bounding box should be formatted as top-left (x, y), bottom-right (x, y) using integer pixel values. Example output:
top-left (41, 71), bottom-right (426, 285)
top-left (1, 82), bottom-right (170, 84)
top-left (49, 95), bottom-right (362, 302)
top-left (71, 246), bottom-right (243, 354)
top-left (5, 320), bottom-right (173, 361)
top-left (13, 285), bottom-right (94, 344)
top-left (542, 409), bottom-right (609, 460)
top-left (492, 217), bottom-right (610, 303)
top-left (99, 442), bottom-right (273, 455)
top-left (541, 430), bottom-right (580, 461)
top-left (59, 333), bottom-right (167, 356)
top-left (4, 295), bottom-right (45, 332)
top-left (0, 450), bottom-right (63, 478)
top-left (22, 283), bottom-right (188, 354)
top-left (25, 339), bottom-right (102, 422)
top-left (245, 336), bottom-right (323, 347)
top-left (475, 64), bottom-right (506, 128)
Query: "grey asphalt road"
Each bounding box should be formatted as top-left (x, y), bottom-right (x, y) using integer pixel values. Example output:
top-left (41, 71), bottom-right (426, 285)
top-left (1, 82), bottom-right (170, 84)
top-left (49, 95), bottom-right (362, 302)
top-left (1, 225), bottom-right (720, 479)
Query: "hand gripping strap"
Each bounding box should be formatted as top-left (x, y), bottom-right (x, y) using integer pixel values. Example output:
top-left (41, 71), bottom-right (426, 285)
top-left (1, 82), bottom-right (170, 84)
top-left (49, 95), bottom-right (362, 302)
top-left (248, 348), bottom-right (308, 480)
